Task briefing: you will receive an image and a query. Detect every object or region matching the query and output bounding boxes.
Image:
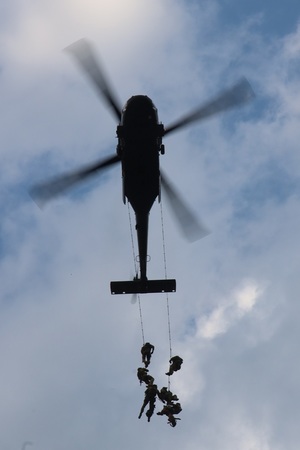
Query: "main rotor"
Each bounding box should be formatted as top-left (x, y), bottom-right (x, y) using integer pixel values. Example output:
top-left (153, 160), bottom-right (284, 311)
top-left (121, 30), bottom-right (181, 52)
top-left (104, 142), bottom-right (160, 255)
top-left (30, 38), bottom-right (254, 243)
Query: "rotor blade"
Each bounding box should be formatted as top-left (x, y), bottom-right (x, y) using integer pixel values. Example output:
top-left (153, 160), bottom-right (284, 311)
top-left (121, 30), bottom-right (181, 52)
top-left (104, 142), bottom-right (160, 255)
top-left (65, 39), bottom-right (122, 122)
top-left (30, 154), bottom-right (120, 207)
top-left (164, 77), bottom-right (255, 135)
top-left (160, 169), bottom-right (210, 242)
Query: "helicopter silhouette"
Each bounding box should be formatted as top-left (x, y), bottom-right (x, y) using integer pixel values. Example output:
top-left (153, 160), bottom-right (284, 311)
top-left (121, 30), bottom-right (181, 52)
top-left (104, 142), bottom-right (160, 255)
top-left (30, 39), bottom-right (254, 295)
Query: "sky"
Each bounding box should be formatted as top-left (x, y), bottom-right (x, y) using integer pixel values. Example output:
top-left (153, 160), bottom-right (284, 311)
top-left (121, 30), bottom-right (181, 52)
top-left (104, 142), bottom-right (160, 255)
top-left (1, 0), bottom-right (300, 449)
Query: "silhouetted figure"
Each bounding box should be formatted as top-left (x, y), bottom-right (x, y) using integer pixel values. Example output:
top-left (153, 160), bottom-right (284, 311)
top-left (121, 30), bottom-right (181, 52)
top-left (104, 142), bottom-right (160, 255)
top-left (141, 342), bottom-right (155, 368)
top-left (166, 355), bottom-right (183, 375)
top-left (157, 402), bottom-right (182, 427)
top-left (138, 384), bottom-right (159, 422)
top-left (137, 367), bottom-right (154, 386)
top-left (158, 387), bottom-right (179, 404)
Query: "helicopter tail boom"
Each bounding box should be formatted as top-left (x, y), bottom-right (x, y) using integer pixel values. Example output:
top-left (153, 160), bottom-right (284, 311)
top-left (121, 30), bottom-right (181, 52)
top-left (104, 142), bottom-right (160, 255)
top-left (110, 278), bottom-right (176, 295)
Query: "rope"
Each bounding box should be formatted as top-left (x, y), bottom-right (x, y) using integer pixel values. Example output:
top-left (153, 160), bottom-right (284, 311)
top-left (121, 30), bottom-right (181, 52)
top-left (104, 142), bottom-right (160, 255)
top-left (137, 294), bottom-right (145, 345)
top-left (127, 202), bottom-right (145, 345)
top-left (160, 198), bottom-right (173, 390)
top-left (128, 199), bottom-right (173, 390)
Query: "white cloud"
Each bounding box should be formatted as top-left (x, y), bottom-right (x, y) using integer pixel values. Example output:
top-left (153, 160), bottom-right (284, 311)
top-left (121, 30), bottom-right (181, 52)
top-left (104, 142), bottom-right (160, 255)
top-left (197, 280), bottom-right (264, 340)
top-left (235, 280), bottom-right (263, 312)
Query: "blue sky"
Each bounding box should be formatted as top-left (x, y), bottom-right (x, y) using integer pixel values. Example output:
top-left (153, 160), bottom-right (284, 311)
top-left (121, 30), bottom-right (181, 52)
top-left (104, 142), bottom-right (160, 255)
top-left (221, 0), bottom-right (300, 36)
top-left (1, 1), bottom-right (300, 449)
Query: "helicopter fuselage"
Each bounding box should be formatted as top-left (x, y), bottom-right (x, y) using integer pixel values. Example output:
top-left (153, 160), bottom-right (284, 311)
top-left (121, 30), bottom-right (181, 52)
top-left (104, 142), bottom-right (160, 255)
top-left (116, 95), bottom-right (165, 280)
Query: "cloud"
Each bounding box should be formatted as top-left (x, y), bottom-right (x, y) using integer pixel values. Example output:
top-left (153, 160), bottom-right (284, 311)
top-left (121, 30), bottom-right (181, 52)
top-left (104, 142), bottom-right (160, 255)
top-left (196, 279), bottom-right (264, 340)
top-left (1, 1), bottom-right (300, 449)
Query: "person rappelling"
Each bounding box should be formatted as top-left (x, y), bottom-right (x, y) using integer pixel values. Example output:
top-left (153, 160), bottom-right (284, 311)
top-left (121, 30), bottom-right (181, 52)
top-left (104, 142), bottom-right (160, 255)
top-left (138, 383), bottom-right (159, 422)
top-left (165, 355), bottom-right (183, 376)
top-left (137, 367), bottom-right (154, 386)
top-left (157, 402), bottom-right (182, 427)
top-left (158, 386), bottom-right (179, 404)
top-left (141, 342), bottom-right (155, 368)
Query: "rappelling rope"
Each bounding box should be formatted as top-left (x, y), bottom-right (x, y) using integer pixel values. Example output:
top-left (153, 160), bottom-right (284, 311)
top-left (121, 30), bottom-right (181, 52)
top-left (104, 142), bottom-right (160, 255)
top-left (128, 198), bottom-right (173, 389)
top-left (137, 294), bottom-right (145, 345)
top-left (160, 197), bottom-right (173, 390)
top-left (127, 202), bottom-right (145, 345)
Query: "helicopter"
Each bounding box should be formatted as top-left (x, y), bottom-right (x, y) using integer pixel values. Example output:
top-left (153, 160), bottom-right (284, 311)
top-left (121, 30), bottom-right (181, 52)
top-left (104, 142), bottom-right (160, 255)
top-left (31, 39), bottom-right (254, 295)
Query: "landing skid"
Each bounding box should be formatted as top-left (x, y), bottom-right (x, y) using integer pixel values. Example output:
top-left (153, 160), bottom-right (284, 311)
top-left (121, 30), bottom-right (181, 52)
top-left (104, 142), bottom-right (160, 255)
top-left (110, 278), bottom-right (176, 295)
